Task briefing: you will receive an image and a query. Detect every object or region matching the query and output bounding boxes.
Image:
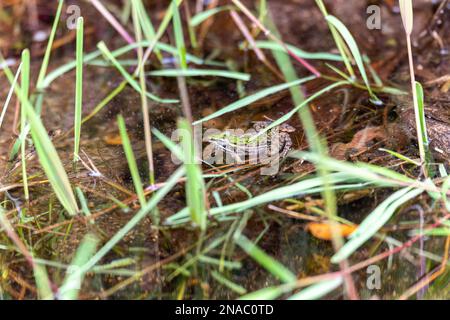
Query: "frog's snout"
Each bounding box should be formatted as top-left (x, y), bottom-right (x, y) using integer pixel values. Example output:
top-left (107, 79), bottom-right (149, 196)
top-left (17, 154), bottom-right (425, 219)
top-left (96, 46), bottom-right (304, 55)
top-left (281, 124), bottom-right (296, 132)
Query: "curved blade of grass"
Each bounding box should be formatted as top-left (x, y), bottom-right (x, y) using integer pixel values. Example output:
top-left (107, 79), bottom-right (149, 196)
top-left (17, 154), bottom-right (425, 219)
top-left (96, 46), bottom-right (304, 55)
top-left (0, 208), bottom-right (54, 300)
top-left (325, 15), bottom-right (380, 103)
top-left (0, 63), bottom-right (21, 130)
top-left (148, 68), bottom-right (250, 81)
top-left (1, 55), bottom-right (79, 216)
top-left (379, 148), bottom-right (420, 166)
top-left (193, 76), bottom-right (315, 125)
top-left (399, 0), bottom-right (414, 35)
top-left (166, 173), bottom-right (377, 224)
top-left (239, 285), bottom-right (289, 300)
top-left (136, 0), bottom-right (182, 76)
top-left (332, 187), bottom-right (424, 263)
top-left (43, 41), bottom-right (224, 88)
top-left (117, 115), bottom-right (146, 207)
top-left (77, 166), bottom-right (185, 273)
top-left (58, 233), bottom-right (99, 300)
top-left (416, 81), bottom-right (433, 176)
top-left (97, 41), bottom-right (178, 104)
top-left (288, 277), bottom-right (343, 300)
top-left (235, 235), bottom-right (297, 283)
top-left (252, 41), bottom-right (344, 61)
top-left (152, 127), bottom-right (183, 160)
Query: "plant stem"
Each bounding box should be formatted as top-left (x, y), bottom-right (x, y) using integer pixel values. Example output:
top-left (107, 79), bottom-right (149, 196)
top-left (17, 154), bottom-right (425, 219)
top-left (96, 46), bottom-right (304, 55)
top-left (406, 36), bottom-right (426, 166)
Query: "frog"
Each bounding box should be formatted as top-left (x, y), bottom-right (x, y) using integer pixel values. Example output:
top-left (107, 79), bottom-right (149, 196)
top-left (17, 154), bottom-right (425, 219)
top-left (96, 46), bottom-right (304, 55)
top-left (206, 120), bottom-right (296, 163)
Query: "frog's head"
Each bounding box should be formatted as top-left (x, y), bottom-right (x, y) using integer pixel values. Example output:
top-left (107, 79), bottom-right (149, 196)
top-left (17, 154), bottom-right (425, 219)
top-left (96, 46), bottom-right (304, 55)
top-left (279, 123), bottom-right (296, 133)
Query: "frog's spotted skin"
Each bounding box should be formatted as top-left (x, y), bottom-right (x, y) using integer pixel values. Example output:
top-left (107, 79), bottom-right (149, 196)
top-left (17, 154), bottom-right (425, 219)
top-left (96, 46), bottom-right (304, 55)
top-left (207, 121), bottom-right (295, 162)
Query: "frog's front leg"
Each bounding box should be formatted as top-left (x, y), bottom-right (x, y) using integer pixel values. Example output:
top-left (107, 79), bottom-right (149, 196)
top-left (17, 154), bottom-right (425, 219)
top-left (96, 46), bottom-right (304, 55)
top-left (279, 133), bottom-right (292, 158)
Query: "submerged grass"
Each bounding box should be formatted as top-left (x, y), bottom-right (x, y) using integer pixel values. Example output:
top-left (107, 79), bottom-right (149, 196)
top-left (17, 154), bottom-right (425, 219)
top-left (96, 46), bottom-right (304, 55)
top-left (178, 118), bottom-right (207, 230)
top-left (1, 55), bottom-right (79, 217)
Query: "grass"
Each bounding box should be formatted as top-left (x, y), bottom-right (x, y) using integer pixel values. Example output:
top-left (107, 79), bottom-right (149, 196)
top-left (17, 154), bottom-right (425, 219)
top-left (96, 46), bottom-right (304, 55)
top-left (117, 115), bottom-right (146, 207)
top-left (315, 0), bottom-right (355, 78)
top-left (35, 0), bottom-right (64, 91)
top-left (1, 0), bottom-right (449, 301)
top-left (58, 233), bottom-right (99, 300)
top-left (235, 235), bottom-right (297, 283)
top-left (1, 54), bottom-right (79, 217)
top-left (20, 50), bottom-right (30, 200)
top-left (73, 17), bottom-right (84, 162)
top-left (178, 118), bottom-right (207, 230)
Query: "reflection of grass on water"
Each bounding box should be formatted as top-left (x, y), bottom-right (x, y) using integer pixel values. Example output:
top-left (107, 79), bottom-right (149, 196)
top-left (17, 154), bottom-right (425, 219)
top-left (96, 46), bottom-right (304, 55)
top-left (0, 0), bottom-right (449, 300)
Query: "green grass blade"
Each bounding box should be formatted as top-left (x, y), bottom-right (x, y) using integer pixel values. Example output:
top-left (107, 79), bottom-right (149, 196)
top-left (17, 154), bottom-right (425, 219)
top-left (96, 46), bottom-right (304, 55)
top-left (190, 6), bottom-right (233, 26)
top-left (332, 187), bottom-right (424, 263)
top-left (288, 277), bottom-right (342, 300)
top-left (235, 235), bottom-right (297, 283)
top-left (36, 0), bottom-right (64, 89)
top-left (193, 76), bottom-right (315, 125)
top-left (178, 118), bottom-right (207, 230)
top-left (294, 151), bottom-right (415, 185)
top-left (77, 166), bottom-right (185, 273)
top-left (0, 208), bottom-right (54, 300)
top-left (97, 41), bottom-right (178, 104)
top-left (132, 0), bottom-right (155, 185)
top-left (75, 187), bottom-right (93, 222)
top-left (117, 115), bottom-right (146, 207)
top-left (239, 285), bottom-right (290, 300)
top-left (21, 50), bottom-right (30, 200)
top-left (1, 55), bottom-right (79, 216)
top-left (172, 0), bottom-right (187, 69)
top-left (148, 68), bottom-right (250, 81)
top-left (0, 63), bottom-right (21, 130)
top-left (252, 81), bottom-right (348, 138)
top-left (379, 148), bottom-right (420, 166)
top-left (74, 17), bottom-right (84, 162)
top-left (251, 41), bottom-right (344, 61)
top-left (325, 15), bottom-right (380, 103)
top-left (133, 0), bottom-right (162, 61)
top-left (42, 40), bottom-right (224, 88)
top-left (315, 0), bottom-right (354, 77)
top-left (152, 127), bottom-right (184, 160)
top-left (58, 234), bottom-right (99, 300)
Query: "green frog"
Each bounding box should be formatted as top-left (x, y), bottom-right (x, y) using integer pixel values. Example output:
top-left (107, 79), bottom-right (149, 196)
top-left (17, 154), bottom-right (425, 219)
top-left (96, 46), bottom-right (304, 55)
top-left (206, 120), bottom-right (296, 163)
